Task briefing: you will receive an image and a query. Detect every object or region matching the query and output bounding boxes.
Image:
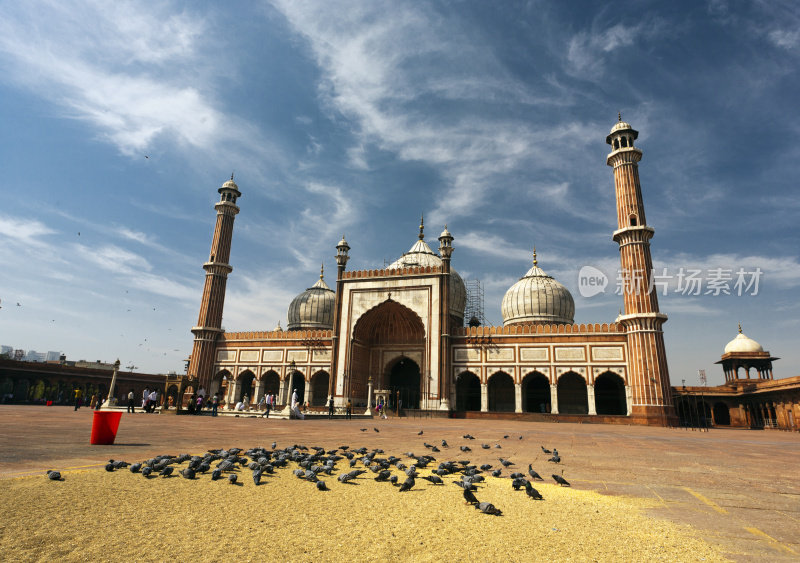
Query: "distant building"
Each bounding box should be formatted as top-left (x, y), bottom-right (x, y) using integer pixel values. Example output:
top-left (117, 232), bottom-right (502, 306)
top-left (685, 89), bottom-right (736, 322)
top-left (1, 345), bottom-right (12, 356)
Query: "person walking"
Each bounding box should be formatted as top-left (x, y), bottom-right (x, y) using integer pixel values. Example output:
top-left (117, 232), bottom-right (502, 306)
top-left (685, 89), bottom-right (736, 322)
top-left (211, 393), bottom-right (219, 417)
top-left (346, 399), bottom-right (352, 420)
top-left (196, 394), bottom-right (204, 415)
top-left (264, 393), bottom-right (272, 418)
top-left (328, 396), bottom-right (335, 419)
top-left (74, 388), bottom-right (83, 411)
top-left (142, 387), bottom-right (150, 412)
top-left (127, 389), bottom-right (135, 413)
top-left (148, 389), bottom-right (158, 413)
top-left (242, 394), bottom-right (250, 412)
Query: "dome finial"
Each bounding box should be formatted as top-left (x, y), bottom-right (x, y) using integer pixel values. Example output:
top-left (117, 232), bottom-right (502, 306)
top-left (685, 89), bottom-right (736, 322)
top-left (419, 214), bottom-right (425, 240)
top-left (532, 246), bottom-right (538, 267)
top-left (738, 322), bottom-right (742, 334)
top-left (618, 111), bottom-right (622, 122)
top-left (231, 171), bottom-right (235, 181)
top-left (320, 262), bottom-right (324, 280)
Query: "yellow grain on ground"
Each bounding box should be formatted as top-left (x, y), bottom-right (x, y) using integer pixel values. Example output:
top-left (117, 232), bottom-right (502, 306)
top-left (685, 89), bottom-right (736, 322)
top-left (1, 466), bottom-right (727, 562)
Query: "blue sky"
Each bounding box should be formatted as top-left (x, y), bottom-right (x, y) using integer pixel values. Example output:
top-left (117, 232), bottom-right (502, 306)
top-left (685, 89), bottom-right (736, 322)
top-left (0, 0), bottom-right (798, 383)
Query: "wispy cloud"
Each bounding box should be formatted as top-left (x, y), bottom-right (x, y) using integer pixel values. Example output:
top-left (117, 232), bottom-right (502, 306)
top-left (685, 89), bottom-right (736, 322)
top-left (0, 216), bottom-right (56, 248)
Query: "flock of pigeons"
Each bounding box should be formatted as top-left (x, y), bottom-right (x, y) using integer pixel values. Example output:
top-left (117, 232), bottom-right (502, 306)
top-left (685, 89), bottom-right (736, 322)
top-left (47, 433), bottom-right (572, 516)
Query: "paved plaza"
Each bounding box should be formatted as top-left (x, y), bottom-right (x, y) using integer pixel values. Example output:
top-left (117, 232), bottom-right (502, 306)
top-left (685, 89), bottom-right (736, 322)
top-left (1, 405), bottom-right (798, 560)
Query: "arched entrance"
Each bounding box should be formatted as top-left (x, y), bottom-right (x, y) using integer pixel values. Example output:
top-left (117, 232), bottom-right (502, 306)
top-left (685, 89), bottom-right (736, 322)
top-left (310, 371), bottom-right (330, 406)
top-left (455, 371), bottom-right (480, 411)
top-left (210, 370), bottom-right (229, 400)
top-left (594, 371), bottom-right (626, 415)
top-left (261, 370), bottom-right (280, 397)
top-left (351, 299), bottom-right (426, 406)
top-left (522, 372), bottom-right (549, 413)
top-left (488, 371), bottom-right (514, 412)
top-left (713, 402), bottom-right (730, 425)
top-left (238, 370), bottom-right (255, 403)
top-left (287, 370), bottom-right (305, 406)
top-left (388, 357), bottom-right (421, 410)
top-left (557, 372), bottom-right (588, 414)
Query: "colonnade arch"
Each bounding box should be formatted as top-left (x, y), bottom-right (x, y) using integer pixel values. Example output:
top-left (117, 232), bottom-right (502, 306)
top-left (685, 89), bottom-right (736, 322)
top-left (594, 371), bottom-right (626, 415)
top-left (557, 371), bottom-right (588, 414)
top-left (488, 371), bottom-right (514, 412)
top-left (522, 371), bottom-right (549, 413)
top-left (310, 370), bottom-right (330, 406)
top-left (455, 371), bottom-right (481, 411)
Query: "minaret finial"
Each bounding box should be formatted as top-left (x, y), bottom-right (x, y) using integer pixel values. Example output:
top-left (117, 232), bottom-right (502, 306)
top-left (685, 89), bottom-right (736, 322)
top-left (419, 214), bottom-right (425, 240)
top-left (532, 246), bottom-right (538, 266)
top-left (618, 111), bottom-right (622, 122)
top-left (231, 171), bottom-right (235, 181)
top-left (320, 263), bottom-right (324, 280)
top-left (738, 322), bottom-right (742, 334)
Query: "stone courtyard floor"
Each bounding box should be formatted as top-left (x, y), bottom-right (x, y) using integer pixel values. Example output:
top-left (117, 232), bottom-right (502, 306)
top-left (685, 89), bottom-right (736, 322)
top-left (1, 405), bottom-right (798, 561)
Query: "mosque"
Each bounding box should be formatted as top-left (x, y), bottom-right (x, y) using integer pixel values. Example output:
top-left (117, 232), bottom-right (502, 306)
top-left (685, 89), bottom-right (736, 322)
top-left (184, 117), bottom-right (677, 425)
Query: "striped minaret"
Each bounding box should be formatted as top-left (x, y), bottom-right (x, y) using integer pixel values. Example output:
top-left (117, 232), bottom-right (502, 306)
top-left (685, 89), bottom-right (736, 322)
top-left (188, 175), bottom-right (241, 393)
top-left (606, 116), bottom-right (674, 425)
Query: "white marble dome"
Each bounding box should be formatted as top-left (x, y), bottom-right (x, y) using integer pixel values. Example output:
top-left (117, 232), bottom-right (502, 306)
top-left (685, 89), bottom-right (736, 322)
top-left (724, 327), bottom-right (764, 354)
top-left (501, 254), bottom-right (575, 326)
top-left (287, 269), bottom-right (335, 330)
top-left (387, 235), bottom-right (466, 323)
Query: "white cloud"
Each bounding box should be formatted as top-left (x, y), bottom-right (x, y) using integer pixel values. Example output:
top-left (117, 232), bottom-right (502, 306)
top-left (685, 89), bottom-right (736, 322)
top-left (0, 216), bottom-right (56, 247)
top-left (457, 232), bottom-right (537, 263)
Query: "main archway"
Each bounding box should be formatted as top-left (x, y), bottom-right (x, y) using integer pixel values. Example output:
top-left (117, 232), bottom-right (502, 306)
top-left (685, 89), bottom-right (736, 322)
top-left (351, 299), bottom-right (426, 406)
top-left (455, 371), bottom-right (481, 411)
top-left (387, 357), bottom-right (421, 410)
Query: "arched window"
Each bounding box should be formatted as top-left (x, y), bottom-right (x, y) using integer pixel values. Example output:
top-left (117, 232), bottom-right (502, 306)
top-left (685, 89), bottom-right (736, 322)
top-left (629, 214), bottom-right (637, 226)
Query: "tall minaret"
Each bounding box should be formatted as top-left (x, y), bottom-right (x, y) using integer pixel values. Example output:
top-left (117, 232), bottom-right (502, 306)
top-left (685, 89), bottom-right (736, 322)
top-left (188, 175), bottom-right (241, 394)
top-left (606, 116), bottom-right (674, 425)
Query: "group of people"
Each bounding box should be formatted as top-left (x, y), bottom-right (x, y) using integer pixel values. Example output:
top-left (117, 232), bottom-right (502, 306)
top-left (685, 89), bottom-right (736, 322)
top-left (139, 388), bottom-right (160, 413)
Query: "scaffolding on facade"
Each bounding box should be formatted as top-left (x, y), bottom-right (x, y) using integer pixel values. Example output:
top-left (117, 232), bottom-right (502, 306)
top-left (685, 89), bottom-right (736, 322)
top-left (464, 279), bottom-right (487, 327)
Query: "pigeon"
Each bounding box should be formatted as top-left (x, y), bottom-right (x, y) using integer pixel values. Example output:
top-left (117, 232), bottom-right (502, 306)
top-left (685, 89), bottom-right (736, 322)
top-left (159, 467), bottom-right (174, 478)
top-left (374, 428), bottom-right (380, 433)
top-left (460, 446), bottom-right (471, 452)
top-left (398, 476), bottom-right (415, 492)
top-left (181, 467), bottom-right (196, 479)
top-left (553, 472), bottom-right (570, 487)
top-left (228, 474), bottom-right (238, 484)
top-left (491, 469), bottom-right (502, 477)
top-left (463, 488), bottom-right (479, 504)
top-left (503, 435), bottom-right (509, 439)
top-left (512, 477), bottom-right (527, 490)
top-left (105, 463), bottom-right (115, 472)
top-left (252, 470), bottom-right (262, 486)
top-left (441, 440), bottom-right (448, 447)
top-left (421, 475), bottom-right (443, 485)
top-left (360, 428), bottom-right (368, 432)
top-left (316, 480), bottom-right (328, 491)
top-left (211, 468), bottom-right (222, 480)
top-left (475, 502), bottom-right (503, 516)
top-left (499, 458), bottom-right (514, 467)
top-left (375, 470), bottom-right (392, 482)
top-left (271, 442), bottom-right (277, 449)
top-left (541, 446), bottom-right (552, 454)
top-left (418, 430), bottom-right (424, 435)
top-left (494, 444), bottom-right (502, 449)
top-left (141, 466), bottom-right (153, 478)
top-left (129, 463), bottom-right (142, 473)
top-left (528, 464), bottom-right (543, 481)
top-left (481, 444), bottom-right (490, 449)
top-left (548, 454), bottom-right (561, 464)
top-left (389, 475), bottom-right (399, 485)
top-left (525, 481), bottom-right (544, 500)
top-left (46, 470), bottom-right (62, 481)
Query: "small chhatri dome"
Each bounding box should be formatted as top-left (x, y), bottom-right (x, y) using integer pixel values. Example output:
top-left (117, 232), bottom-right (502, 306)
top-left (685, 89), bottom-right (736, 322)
top-left (723, 324), bottom-right (764, 354)
top-left (606, 113), bottom-right (639, 145)
top-left (273, 320), bottom-right (283, 332)
top-left (439, 224), bottom-right (452, 239)
top-left (501, 249), bottom-right (575, 326)
top-left (287, 264), bottom-right (335, 330)
top-left (387, 221), bottom-right (466, 322)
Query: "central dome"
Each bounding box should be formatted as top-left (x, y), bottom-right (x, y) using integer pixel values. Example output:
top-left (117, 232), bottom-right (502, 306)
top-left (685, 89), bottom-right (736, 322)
top-left (287, 266), bottom-right (335, 330)
top-left (501, 251), bottom-right (575, 326)
top-left (386, 219), bottom-right (466, 323)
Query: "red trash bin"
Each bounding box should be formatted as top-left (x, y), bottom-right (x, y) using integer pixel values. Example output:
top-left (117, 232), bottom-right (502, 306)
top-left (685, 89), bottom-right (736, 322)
top-left (90, 411), bottom-right (123, 445)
